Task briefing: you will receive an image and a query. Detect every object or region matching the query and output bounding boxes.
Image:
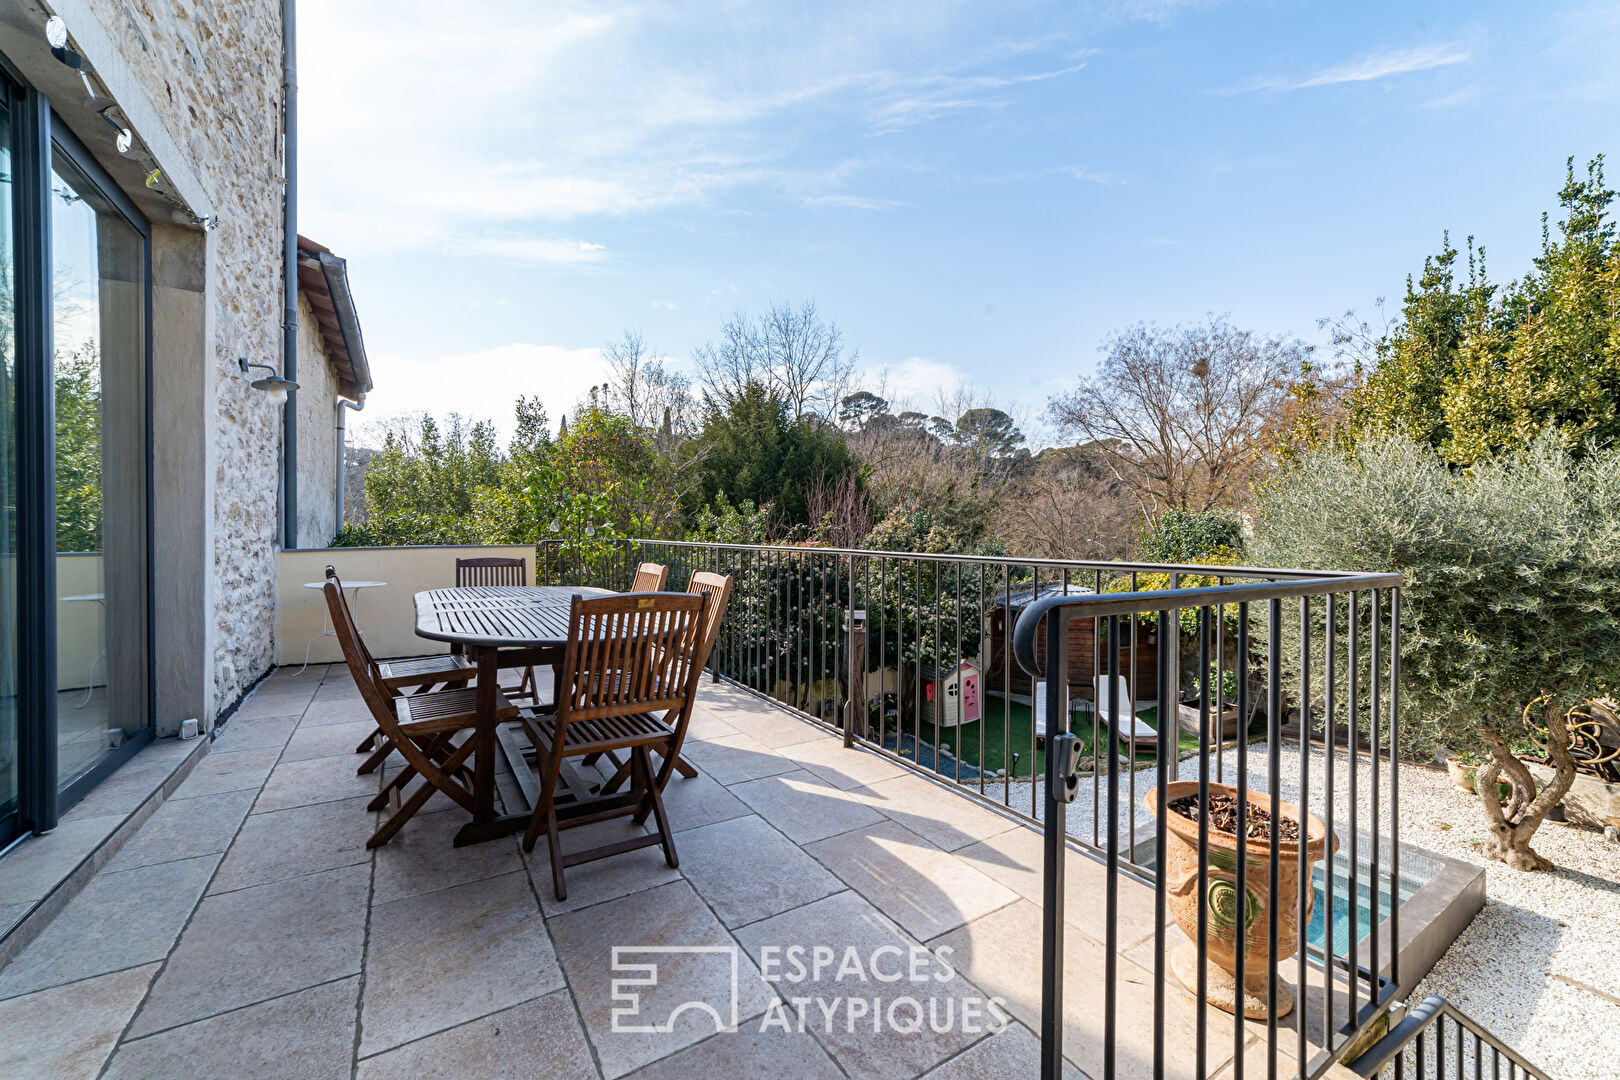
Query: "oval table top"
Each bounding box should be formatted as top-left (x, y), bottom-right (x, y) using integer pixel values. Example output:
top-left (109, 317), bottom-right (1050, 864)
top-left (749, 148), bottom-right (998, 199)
top-left (412, 584), bottom-right (616, 649)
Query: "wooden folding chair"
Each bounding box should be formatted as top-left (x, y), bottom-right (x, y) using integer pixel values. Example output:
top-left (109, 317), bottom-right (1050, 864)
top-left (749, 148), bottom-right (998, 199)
top-left (630, 562), bottom-right (669, 592)
top-left (454, 556), bottom-right (544, 702)
top-left (597, 571), bottom-right (733, 794)
top-left (323, 567), bottom-right (477, 774)
top-left (519, 591), bottom-right (707, 900)
top-left (324, 578), bottom-right (519, 847)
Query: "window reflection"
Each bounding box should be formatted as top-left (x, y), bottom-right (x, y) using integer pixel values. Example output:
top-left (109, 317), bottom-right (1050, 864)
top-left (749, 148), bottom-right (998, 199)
top-left (51, 155), bottom-right (147, 788)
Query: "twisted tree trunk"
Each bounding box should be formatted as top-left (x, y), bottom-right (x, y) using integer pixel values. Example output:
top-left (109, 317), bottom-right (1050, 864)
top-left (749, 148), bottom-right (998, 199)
top-left (1475, 704), bottom-right (1576, 872)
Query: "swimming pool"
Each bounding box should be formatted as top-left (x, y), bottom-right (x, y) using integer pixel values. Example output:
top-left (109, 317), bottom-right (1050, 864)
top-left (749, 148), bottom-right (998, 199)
top-left (1306, 847), bottom-right (1443, 956)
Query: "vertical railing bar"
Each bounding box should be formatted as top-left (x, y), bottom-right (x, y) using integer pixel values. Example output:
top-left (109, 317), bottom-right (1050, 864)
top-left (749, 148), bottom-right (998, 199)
top-left (1390, 586), bottom-right (1402, 994)
top-left (1298, 593), bottom-right (1310, 1073)
top-left (1370, 588), bottom-right (1382, 1002)
top-left (1267, 596), bottom-right (1282, 1079)
top-left (934, 559), bottom-right (943, 777)
top-left (954, 562), bottom-right (963, 785)
top-left (1153, 604), bottom-right (1171, 1080)
top-left (977, 561), bottom-right (986, 793)
top-left (1217, 575), bottom-right (1227, 783)
top-left (1003, 563), bottom-right (1011, 807)
top-left (1093, 570), bottom-right (1103, 848)
top-left (1196, 605), bottom-right (1210, 1080)
top-left (1235, 601), bottom-right (1250, 1080)
top-left (1129, 571), bottom-right (1139, 860)
top-left (1348, 588), bottom-right (1361, 1018)
top-left (1324, 591), bottom-right (1337, 1048)
top-left (914, 556), bottom-right (922, 767)
top-left (1104, 614), bottom-right (1121, 1080)
top-left (1030, 565), bottom-right (1040, 818)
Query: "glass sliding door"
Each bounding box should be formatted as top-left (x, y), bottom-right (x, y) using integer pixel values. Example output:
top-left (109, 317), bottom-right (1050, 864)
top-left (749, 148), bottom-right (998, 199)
top-left (48, 150), bottom-right (148, 793)
top-left (0, 95), bottom-right (17, 842)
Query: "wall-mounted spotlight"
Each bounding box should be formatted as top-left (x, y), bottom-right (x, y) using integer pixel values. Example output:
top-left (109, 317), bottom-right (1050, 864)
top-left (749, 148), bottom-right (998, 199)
top-left (238, 358), bottom-right (298, 405)
top-left (45, 16), bottom-right (83, 69)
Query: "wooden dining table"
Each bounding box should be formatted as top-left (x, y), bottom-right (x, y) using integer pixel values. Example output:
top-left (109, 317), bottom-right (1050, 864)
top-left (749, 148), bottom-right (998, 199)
top-left (413, 583), bottom-right (614, 846)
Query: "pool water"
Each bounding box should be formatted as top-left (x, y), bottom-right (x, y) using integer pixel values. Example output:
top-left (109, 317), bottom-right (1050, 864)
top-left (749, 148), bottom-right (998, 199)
top-left (1306, 848), bottom-right (1441, 956)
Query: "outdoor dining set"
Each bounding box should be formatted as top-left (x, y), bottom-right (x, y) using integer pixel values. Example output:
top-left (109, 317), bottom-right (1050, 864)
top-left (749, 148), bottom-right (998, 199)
top-left (320, 557), bottom-right (733, 901)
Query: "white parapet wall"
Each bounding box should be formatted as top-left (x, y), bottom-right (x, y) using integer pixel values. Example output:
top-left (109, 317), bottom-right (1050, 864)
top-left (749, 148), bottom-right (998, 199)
top-left (275, 545), bottom-right (538, 666)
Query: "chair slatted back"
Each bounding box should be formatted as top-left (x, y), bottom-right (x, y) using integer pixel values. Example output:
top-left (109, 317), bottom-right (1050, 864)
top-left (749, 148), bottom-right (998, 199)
top-left (323, 578), bottom-right (405, 734)
top-left (555, 593), bottom-right (705, 729)
top-left (686, 571), bottom-right (734, 673)
top-left (456, 556), bottom-right (527, 587)
top-left (629, 562), bottom-right (669, 592)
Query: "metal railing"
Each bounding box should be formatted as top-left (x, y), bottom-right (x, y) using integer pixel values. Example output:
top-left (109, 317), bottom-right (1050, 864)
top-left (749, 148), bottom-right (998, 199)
top-left (543, 539), bottom-right (1412, 1079)
top-left (1346, 996), bottom-right (1551, 1080)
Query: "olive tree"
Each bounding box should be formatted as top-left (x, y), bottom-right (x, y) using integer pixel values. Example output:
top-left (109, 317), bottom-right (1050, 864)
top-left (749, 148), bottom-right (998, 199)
top-left (1250, 435), bottom-right (1620, 870)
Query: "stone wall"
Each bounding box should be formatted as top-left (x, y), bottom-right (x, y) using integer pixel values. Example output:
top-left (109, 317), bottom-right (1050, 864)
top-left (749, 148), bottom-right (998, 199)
top-left (294, 291), bottom-right (340, 547)
top-left (84, 0), bottom-right (285, 709)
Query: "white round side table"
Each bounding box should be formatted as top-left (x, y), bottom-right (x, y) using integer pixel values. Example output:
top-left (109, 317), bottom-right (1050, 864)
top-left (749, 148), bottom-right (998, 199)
top-left (298, 580), bottom-right (386, 675)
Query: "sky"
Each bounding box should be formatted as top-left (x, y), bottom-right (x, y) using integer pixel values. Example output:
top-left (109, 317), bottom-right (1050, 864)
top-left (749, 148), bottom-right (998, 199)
top-left (297, 0), bottom-right (1620, 447)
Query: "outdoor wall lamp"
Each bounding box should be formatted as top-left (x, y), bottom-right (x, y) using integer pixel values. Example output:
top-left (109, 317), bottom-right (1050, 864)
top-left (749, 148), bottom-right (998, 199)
top-left (239, 358), bottom-right (299, 405)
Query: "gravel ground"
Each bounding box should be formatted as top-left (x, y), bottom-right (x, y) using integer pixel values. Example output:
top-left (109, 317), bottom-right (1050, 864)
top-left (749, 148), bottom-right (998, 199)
top-left (971, 741), bottom-right (1620, 1080)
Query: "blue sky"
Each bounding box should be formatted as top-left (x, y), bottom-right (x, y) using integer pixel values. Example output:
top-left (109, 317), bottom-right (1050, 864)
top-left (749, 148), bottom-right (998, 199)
top-left (298, 1), bottom-right (1620, 445)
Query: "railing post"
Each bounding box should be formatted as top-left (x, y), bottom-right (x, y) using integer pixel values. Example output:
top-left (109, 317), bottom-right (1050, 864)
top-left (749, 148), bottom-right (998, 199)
top-left (1040, 608), bottom-right (1069, 1080)
top-left (844, 604), bottom-right (866, 747)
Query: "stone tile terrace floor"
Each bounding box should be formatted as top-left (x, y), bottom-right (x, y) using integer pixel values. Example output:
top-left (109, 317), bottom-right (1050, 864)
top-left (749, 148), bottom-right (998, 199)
top-left (0, 664), bottom-right (1300, 1080)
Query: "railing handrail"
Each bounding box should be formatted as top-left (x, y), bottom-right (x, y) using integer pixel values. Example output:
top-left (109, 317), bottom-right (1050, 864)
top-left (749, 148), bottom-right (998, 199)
top-left (544, 536), bottom-right (1383, 582)
top-left (1346, 996), bottom-right (1551, 1079)
top-left (1010, 574), bottom-right (1404, 678)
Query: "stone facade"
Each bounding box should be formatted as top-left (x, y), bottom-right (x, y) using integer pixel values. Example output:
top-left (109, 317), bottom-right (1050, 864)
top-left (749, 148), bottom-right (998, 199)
top-left (294, 290), bottom-right (341, 547)
top-left (81, 0), bottom-right (286, 711)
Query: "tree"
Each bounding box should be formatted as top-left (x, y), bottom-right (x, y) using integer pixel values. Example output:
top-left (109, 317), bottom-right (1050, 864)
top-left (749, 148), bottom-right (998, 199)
top-left (990, 446), bottom-right (1132, 560)
top-left (340, 412), bottom-right (503, 544)
top-left (837, 390), bottom-right (890, 431)
top-left (694, 301), bottom-right (858, 421)
top-left (685, 381), bottom-right (859, 529)
top-left (55, 343), bottom-right (102, 553)
top-left (1349, 157), bottom-right (1620, 464)
top-left (1250, 435), bottom-right (1620, 871)
top-left (1048, 316), bottom-right (1307, 520)
top-left (601, 330), bottom-right (696, 449)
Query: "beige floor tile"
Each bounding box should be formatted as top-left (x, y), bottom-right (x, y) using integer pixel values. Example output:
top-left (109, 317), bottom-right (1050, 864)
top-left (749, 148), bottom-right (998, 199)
top-left (0, 963), bottom-right (157, 1080)
top-left (953, 827), bottom-right (1163, 949)
top-left (59, 741), bottom-right (196, 820)
top-left (660, 768), bottom-right (751, 832)
top-left (209, 795), bottom-right (375, 894)
top-left (129, 863), bottom-right (370, 1037)
top-left (105, 789), bottom-right (257, 873)
top-left (730, 770), bottom-right (885, 844)
top-left (680, 732), bottom-right (799, 786)
top-left (211, 715), bottom-right (300, 752)
top-left (104, 976), bottom-right (358, 1080)
top-left (281, 719), bottom-right (379, 764)
top-left (0, 813), bottom-right (125, 906)
top-left (684, 708), bottom-right (741, 742)
top-left (732, 890), bottom-right (992, 1080)
top-left (255, 753), bottom-right (381, 814)
top-left (0, 855), bottom-right (218, 1000)
top-left (548, 879), bottom-right (777, 1079)
top-left (360, 870), bottom-right (561, 1056)
top-left (628, 1023), bottom-right (845, 1079)
top-left (784, 737), bottom-right (909, 790)
top-left (357, 991), bottom-right (597, 1080)
top-left (933, 898), bottom-right (1233, 1080)
top-left (722, 706), bottom-right (831, 749)
top-left (233, 684), bottom-right (319, 720)
top-left (675, 815), bottom-right (842, 928)
top-left (297, 697), bottom-right (374, 728)
top-left (805, 819), bottom-right (1017, 941)
top-left (859, 773), bottom-right (1022, 851)
top-left (169, 746), bottom-right (280, 800)
top-left (525, 817), bottom-right (679, 915)
top-left (919, 1022), bottom-right (1085, 1079)
top-left (371, 806), bottom-right (523, 905)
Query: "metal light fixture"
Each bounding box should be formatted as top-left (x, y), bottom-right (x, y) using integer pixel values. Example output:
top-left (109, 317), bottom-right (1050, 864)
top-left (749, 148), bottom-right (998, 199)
top-left (238, 358), bottom-right (298, 405)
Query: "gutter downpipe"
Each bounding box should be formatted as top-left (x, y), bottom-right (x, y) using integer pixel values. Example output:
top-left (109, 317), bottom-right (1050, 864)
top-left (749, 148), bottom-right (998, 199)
top-left (281, 0), bottom-right (298, 548)
top-left (336, 396), bottom-right (364, 533)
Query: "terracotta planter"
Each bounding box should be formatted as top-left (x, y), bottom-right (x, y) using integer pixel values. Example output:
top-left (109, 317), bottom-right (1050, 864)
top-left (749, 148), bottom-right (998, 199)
top-left (1445, 757), bottom-right (1477, 793)
top-left (1145, 780), bottom-right (1337, 1019)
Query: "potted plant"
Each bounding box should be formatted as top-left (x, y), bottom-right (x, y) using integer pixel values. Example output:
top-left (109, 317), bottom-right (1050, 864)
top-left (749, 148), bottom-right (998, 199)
top-left (1445, 750), bottom-right (1481, 793)
top-left (1146, 781), bottom-right (1336, 1019)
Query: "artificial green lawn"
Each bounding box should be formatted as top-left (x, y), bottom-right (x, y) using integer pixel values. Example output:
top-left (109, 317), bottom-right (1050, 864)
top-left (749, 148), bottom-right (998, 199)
top-left (893, 699), bottom-right (1205, 778)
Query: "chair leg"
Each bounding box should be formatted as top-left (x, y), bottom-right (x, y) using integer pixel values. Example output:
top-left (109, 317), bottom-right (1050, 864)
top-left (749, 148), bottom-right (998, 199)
top-left (355, 727), bottom-right (384, 754)
top-left (673, 755), bottom-right (698, 779)
top-left (635, 746), bottom-right (679, 869)
top-left (369, 738), bottom-right (474, 848)
top-left (368, 732), bottom-right (450, 811)
top-left (356, 735), bottom-right (394, 776)
top-left (545, 808), bottom-right (566, 900)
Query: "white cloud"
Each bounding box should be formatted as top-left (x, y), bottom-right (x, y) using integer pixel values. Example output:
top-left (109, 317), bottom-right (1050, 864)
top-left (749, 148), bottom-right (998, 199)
top-left (1239, 43), bottom-right (1469, 93)
top-left (799, 194), bottom-right (904, 210)
top-left (876, 356), bottom-right (973, 410)
top-left (651, 299), bottom-right (678, 310)
top-left (357, 342), bottom-right (612, 440)
top-left (460, 237), bottom-right (609, 263)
